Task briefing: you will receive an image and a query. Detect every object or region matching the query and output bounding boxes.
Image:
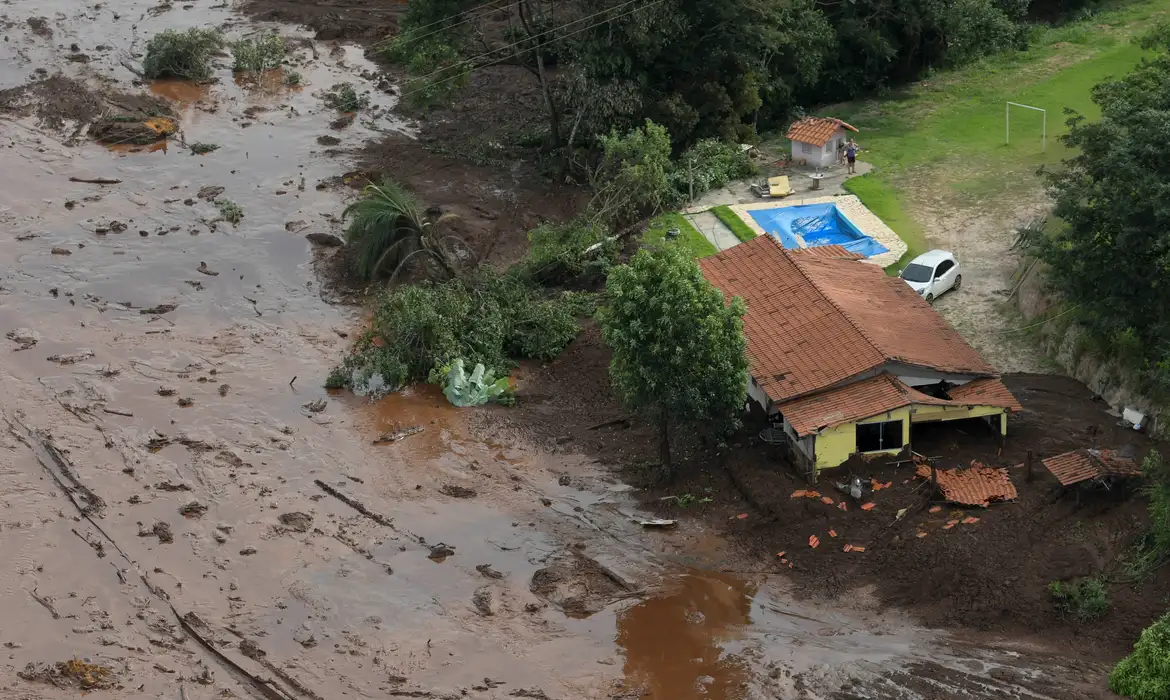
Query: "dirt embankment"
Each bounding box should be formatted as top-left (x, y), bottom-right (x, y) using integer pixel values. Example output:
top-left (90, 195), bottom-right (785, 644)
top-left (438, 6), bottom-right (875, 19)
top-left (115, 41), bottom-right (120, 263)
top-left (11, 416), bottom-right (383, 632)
top-left (480, 328), bottom-right (1167, 663)
top-left (241, 0), bottom-right (403, 41)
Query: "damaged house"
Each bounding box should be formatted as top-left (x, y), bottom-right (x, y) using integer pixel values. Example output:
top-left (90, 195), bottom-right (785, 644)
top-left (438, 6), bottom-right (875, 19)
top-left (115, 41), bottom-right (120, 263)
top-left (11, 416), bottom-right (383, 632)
top-left (699, 236), bottom-right (1022, 476)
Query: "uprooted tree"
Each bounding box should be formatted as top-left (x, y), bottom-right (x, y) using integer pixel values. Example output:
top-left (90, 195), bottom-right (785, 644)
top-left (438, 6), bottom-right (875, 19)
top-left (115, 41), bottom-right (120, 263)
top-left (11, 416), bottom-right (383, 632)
top-left (597, 245), bottom-right (748, 474)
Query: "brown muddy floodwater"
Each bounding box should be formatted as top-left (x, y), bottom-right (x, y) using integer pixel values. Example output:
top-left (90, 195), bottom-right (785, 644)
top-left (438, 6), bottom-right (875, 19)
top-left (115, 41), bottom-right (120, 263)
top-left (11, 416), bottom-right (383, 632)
top-left (0, 2), bottom-right (1115, 700)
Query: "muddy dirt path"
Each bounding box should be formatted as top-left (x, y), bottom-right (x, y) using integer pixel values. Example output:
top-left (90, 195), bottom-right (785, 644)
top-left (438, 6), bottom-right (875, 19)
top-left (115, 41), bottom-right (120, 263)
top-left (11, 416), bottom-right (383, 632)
top-left (0, 3), bottom-right (1120, 699)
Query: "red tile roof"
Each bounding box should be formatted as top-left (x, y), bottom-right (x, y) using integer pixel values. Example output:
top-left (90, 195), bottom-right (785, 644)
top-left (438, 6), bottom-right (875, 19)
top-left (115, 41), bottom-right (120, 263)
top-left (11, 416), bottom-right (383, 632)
top-left (786, 245), bottom-right (864, 260)
top-left (915, 462), bottom-right (1018, 507)
top-left (947, 378), bottom-right (1023, 411)
top-left (1042, 449), bottom-right (1141, 487)
top-left (699, 236), bottom-right (998, 403)
top-left (786, 117), bottom-right (858, 148)
top-left (780, 373), bottom-right (950, 435)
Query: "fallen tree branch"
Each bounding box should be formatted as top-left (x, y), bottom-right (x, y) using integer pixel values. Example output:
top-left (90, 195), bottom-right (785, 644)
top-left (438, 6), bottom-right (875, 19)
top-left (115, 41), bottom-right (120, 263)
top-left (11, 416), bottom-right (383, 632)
top-left (314, 479), bottom-right (394, 527)
top-left (29, 588), bottom-right (61, 619)
top-left (69, 176), bottom-right (123, 184)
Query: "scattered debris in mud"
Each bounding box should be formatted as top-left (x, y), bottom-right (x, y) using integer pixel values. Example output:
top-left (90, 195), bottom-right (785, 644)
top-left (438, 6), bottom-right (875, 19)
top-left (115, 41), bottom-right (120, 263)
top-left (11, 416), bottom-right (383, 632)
top-left (155, 481), bottom-right (191, 492)
top-left (476, 564), bottom-right (504, 579)
top-left (18, 659), bottom-right (117, 690)
top-left (179, 501), bottom-right (208, 518)
top-left (472, 587), bottom-right (494, 616)
top-left (26, 16), bottom-right (53, 38)
top-left (529, 551), bottom-right (629, 618)
top-left (372, 426), bottom-right (423, 444)
top-left (6, 328), bottom-right (39, 350)
top-left (427, 543), bottom-right (456, 561)
top-left (306, 232), bottom-right (344, 247)
top-left (140, 303), bottom-right (178, 315)
top-left (439, 484), bottom-right (477, 499)
top-left (138, 520), bottom-right (174, 544)
top-left (278, 512), bottom-right (313, 532)
top-left (47, 350), bottom-right (94, 365)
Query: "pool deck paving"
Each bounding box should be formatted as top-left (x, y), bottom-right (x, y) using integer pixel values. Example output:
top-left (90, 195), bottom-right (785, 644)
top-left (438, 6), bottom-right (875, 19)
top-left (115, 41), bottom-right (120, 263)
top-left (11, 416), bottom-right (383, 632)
top-left (686, 211), bottom-right (740, 253)
top-left (682, 160), bottom-right (905, 267)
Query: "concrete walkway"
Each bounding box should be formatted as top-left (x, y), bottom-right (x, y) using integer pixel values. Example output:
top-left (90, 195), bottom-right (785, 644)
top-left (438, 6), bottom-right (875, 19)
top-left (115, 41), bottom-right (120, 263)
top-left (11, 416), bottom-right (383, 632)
top-left (687, 211), bottom-right (740, 253)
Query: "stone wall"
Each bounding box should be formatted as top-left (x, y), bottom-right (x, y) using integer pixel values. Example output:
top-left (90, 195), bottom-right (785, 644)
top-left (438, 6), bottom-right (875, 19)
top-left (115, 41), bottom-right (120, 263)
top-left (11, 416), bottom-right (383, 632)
top-left (1014, 257), bottom-right (1165, 436)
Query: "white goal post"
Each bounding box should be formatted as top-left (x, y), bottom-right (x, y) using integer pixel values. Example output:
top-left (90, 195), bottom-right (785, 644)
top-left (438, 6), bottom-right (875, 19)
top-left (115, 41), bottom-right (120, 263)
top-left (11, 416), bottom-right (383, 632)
top-left (1006, 102), bottom-right (1046, 152)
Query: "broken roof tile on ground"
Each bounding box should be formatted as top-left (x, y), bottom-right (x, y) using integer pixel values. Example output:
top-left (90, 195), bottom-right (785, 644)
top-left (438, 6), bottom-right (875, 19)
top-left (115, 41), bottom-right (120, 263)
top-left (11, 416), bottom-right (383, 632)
top-left (1042, 448), bottom-right (1142, 487)
top-left (916, 461), bottom-right (1018, 507)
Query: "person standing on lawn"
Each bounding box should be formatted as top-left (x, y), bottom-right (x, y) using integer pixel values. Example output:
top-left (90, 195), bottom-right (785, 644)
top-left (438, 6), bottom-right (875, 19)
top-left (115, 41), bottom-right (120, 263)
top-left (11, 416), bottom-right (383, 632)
top-left (845, 138), bottom-right (858, 174)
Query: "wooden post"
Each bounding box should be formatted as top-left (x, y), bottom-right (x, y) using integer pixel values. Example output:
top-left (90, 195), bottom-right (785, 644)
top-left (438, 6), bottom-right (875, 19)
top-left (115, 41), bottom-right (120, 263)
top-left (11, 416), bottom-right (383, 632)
top-left (930, 458), bottom-right (938, 489)
top-left (1025, 450), bottom-right (1034, 484)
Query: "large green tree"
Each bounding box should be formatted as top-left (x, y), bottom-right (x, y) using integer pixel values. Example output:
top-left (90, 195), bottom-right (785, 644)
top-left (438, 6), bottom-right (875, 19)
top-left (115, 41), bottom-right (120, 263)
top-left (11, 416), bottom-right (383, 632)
top-left (598, 246), bottom-right (749, 473)
top-left (1042, 28), bottom-right (1170, 395)
top-left (1109, 612), bottom-right (1170, 700)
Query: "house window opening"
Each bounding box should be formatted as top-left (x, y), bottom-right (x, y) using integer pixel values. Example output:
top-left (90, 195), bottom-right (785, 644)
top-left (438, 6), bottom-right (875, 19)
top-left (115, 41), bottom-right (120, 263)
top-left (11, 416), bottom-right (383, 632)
top-left (856, 419), bottom-right (903, 453)
top-left (801, 142), bottom-right (813, 154)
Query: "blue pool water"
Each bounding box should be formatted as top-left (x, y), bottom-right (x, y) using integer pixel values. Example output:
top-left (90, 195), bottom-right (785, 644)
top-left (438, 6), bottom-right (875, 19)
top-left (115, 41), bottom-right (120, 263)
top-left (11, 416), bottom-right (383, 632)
top-left (747, 203), bottom-right (889, 258)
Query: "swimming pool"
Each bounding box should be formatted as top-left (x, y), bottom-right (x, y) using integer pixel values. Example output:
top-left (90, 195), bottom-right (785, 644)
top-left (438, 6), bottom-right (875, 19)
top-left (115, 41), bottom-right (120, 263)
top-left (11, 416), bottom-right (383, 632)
top-left (747, 203), bottom-right (889, 258)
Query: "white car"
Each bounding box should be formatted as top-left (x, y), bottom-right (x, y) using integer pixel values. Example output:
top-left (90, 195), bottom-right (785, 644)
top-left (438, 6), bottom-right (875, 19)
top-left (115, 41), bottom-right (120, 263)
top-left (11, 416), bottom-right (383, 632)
top-left (899, 250), bottom-right (961, 302)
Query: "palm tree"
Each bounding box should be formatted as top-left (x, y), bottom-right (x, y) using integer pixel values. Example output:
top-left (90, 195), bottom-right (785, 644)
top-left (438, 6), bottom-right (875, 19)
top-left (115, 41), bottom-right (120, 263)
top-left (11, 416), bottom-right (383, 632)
top-left (343, 179), bottom-right (469, 283)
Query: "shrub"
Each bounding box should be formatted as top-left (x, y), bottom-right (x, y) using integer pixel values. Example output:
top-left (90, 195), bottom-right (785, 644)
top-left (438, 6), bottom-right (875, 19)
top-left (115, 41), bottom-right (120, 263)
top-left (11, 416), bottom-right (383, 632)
top-left (518, 217), bottom-right (617, 287)
top-left (1109, 613), bottom-right (1170, 700)
top-left (142, 28), bottom-right (224, 80)
top-left (343, 179), bottom-right (463, 282)
top-left (328, 272), bottom-right (583, 397)
top-left (231, 33), bottom-right (286, 72)
top-left (283, 70), bottom-right (302, 86)
top-left (592, 119), bottom-right (678, 226)
top-left (1049, 577), bottom-right (1109, 621)
top-left (400, 41), bottom-right (469, 108)
top-left (216, 199), bottom-right (243, 225)
top-left (323, 83), bottom-right (369, 112)
top-left (672, 139), bottom-right (757, 200)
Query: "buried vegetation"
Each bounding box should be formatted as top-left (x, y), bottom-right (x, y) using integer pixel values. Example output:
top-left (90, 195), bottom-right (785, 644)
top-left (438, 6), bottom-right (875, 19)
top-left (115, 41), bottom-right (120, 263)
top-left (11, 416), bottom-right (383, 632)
top-left (231, 33), bottom-right (286, 73)
top-left (141, 28), bottom-right (224, 80)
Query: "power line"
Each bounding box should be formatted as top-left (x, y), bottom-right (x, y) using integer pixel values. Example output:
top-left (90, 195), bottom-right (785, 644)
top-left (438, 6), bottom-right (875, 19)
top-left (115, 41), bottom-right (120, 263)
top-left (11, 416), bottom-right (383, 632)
top-left (372, 0), bottom-right (524, 53)
top-left (399, 0), bottom-right (664, 99)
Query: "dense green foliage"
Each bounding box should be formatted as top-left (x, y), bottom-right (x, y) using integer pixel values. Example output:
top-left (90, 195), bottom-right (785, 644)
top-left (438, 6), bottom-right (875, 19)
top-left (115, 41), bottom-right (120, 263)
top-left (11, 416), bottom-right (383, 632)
top-left (327, 272), bottom-right (583, 396)
top-left (343, 179), bottom-right (463, 282)
top-left (1126, 450), bottom-right (1170, 579)
top-left (142, 28), bottom-right (224, 80)
top-left (672, 140), bottom-right (758, 200)
top-left (378, 0), bottom-right (1054, 152)
top-left (1048, 577), bottom-right (1109, 621)
top-left (592, 120), bottom-right (678, 225)
top-left (1041, 28), bottom-right (1170, 399)
top-left (231, 33), bottom-right (287, 73)
top-left (598, 246), bottom-right (749, 472)
top-left (518, 216), bottom-right (617, 286)
top-left (1110, 612), bottom-right (1170, 700)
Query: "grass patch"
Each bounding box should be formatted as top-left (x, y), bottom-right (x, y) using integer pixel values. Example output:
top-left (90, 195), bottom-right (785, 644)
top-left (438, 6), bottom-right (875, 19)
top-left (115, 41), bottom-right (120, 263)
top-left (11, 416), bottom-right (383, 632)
top-left (761, 0), bottom-right (1170, 261)
top-left (843, 175), bottom-right (927, 273)
top-left (231, 33), bottom-right (287, 73)
top-left (643, 212), bottom-right (716, 259)
top-left (323, 83), bottom-right (369, 112)
top-left (216, 199), bottom-right (243, 226)
top-left (142, 28), bottom-right (224, 81)
top-left (711, 205), bottom-right (756, 243)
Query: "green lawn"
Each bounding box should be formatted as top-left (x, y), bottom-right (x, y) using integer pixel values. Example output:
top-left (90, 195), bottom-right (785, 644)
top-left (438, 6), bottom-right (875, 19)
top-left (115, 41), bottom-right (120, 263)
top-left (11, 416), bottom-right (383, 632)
top-left (643, 212), bottom-right (717, 258)
top-left (711, 205), bottom-right (757, 243)
top-left (764, 0), bottom-right (1170, 268)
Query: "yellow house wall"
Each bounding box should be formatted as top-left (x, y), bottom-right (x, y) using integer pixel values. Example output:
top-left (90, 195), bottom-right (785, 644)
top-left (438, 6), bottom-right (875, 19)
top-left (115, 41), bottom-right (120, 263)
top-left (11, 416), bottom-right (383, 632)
top-left (813, 407), bottom-right (911, 471)
top-left (811, 405), bottom-right (1008, 472)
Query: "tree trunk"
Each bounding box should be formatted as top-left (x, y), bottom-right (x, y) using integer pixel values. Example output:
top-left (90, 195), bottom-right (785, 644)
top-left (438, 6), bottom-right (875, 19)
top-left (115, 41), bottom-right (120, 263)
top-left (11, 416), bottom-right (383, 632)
top-left (518, 0), bottom-right (561, 148)
top-left (659, 414), bottom-right (672, 474)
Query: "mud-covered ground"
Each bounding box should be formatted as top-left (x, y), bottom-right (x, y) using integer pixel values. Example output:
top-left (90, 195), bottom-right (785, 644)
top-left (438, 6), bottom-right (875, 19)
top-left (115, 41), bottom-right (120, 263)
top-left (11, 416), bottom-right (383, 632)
top-left (0, 2), bottom-right (1151, 700)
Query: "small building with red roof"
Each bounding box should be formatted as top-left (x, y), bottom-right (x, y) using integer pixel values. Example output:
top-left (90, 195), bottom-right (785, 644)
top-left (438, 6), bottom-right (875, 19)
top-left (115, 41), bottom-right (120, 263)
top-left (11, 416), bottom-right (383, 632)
top-left (786, 116), bottom-right (859, 168)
